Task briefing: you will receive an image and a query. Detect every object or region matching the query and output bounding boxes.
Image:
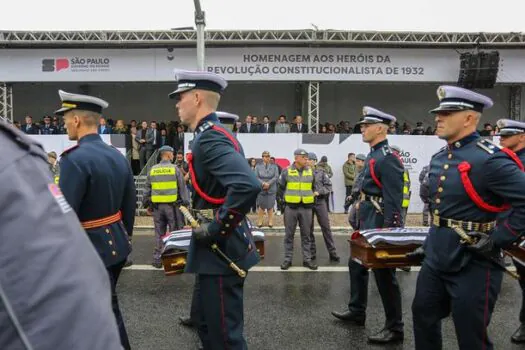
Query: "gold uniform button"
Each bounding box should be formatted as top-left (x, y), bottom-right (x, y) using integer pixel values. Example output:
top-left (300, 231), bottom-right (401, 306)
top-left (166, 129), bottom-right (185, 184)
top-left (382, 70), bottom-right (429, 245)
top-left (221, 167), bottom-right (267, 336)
top-left (229, 215), bottom-right (234, 219)
top-left (440, 176), bottom-right (446, 181)
top-left (436, 198), bottom-right (441, 204)
top-left (105, 229), bottom-right (110, 233)
top-left (225, 224), bottom-right (230, 228)
top-left (220, 230), bottom-right (226, 235)
top-left (434, 209), bottom-right (439, 215)
top-left (438, 187), bottom-right (443, 193)
top-left (444, 164), bottom-right (449, 170)
top-left (108, 240), bottom-right (113, 245)
top-left (448, 154), bottom-right (452, 159)
top-left (112, 251), bottom-right (117, 256)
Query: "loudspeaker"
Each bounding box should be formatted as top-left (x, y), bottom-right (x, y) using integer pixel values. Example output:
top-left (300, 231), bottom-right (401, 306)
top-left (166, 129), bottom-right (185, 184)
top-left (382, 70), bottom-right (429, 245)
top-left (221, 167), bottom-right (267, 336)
top-left (457, 51), bottom-right (499, 89)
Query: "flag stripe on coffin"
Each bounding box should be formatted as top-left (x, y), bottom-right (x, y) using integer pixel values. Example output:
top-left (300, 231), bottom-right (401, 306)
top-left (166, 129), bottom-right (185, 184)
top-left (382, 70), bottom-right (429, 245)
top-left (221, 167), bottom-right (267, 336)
top-left (359, 227), bottom-right (430, 247)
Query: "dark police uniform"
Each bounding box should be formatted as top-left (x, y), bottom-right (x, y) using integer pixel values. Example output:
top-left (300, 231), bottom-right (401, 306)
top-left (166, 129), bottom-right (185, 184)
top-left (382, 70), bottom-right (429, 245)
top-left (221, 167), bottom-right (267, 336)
top-left (169, 70), bottom-right (261, 350)
top-left (308, 152), bottom-right (339, 261)
top-left (56, 90), bottom-right (136, 350)
top-left (0, 121), bottom-right (124, 350)
top-left (495, 119), bottom-right (525, 343)
top-left (411, 87), bottom-right (525, 350)
top-left (332, 106), bottom-right (405, 344)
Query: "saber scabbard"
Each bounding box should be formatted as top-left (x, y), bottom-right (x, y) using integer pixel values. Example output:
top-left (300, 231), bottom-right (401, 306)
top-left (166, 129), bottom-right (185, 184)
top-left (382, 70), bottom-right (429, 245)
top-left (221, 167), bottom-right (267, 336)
top-left (179, 206), bottom-right (247, 278)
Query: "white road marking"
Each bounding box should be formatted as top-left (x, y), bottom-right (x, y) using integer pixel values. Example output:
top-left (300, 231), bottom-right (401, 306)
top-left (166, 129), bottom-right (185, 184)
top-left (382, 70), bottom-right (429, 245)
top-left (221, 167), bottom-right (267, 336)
top-left (125, 264), bottom-right (519, 272)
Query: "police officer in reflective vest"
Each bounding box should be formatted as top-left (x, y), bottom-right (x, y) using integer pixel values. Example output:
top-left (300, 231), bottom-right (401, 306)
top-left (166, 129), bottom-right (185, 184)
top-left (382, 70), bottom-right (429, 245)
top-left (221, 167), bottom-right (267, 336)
top-left (391, 145), bottom-right (411, 222)
top-left (496, 119), bottom-right (525, 343)
top-left (410, 87), bottom-right (525, 350)
top-left (55, 90), bottom-right (136, 350)
top-left (332, 106), bottom-right (405, 344)
top-left (143, 145), bottom-right (190, 268)
top-left (278, 148), bottom-right (317, 270)
top-left (307, 152), bottom-right (340, 262)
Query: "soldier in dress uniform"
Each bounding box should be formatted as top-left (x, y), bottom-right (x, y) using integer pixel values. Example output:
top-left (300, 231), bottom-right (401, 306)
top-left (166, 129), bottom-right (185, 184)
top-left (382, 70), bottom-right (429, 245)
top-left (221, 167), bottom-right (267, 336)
top-left (169, 69), bottom-right (261, 350)
top-left (56, 90), bottom-right (136, 350)
top-left (179, 111), bottom-right (240, 331)
top-left (307, 152), bottom-right (340, 262)
top-left (332, 106), bottom-right (405, 344)
top-left (143, 145), bottom-right (190, 268)
top-left (277, 148), bottom-right (318, 270)
top-left (0, 120), bottom-right (124, 350)
top-left (410, 86), bottom-right (525, 350)
top-left (495, 119), bottom-right (525, 343)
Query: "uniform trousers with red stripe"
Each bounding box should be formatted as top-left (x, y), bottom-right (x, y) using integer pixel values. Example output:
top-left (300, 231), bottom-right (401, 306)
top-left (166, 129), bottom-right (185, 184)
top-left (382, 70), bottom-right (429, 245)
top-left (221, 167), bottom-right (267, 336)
top-left (196, 273), bottom-right (247, 350)
top-left (412, 261), bottom-right (503, 350)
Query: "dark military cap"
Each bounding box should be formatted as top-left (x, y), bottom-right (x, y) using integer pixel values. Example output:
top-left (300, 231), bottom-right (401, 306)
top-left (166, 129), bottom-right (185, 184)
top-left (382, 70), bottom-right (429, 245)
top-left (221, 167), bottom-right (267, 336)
top-left (168, 69), bottom-right (228, 99)
top-left (159, 145), bottom-right (175, 153)
top-left (496, 119), bottom-right (525, 136)
top-left (308, 152), bottom-right (317, 160)
top-left (430, 85), bottom-right (493, 114)
top-left (357, 106), bottom-right (396, 125)
top-left (356, 154), bottom-right (366, 161)
top-left (294, 148), bottom-right (308, 156)
top-left (54, 90), bottom-right (109, 116)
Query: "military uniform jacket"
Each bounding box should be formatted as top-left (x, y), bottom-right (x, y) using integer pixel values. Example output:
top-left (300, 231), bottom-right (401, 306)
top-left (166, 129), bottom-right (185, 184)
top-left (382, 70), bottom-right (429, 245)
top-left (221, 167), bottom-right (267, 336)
top-left (425, 133), bottom-right (525, 273)
top-left (185, 113), bottom-right (262, 275)
top-left (0, 123), bottom-right (123, 350)
top-left (59, 133), bottom-right (136, 267)
top-left (360, 139), bottom-right (404, 229)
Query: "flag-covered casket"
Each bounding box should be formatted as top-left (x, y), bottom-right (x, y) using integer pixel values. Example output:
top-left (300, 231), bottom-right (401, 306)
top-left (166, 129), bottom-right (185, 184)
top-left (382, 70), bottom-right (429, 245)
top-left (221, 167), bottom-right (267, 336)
top-left (350, 227), bottom-right (429, 269)
top-left (160, 226), bottom-right (265, 276)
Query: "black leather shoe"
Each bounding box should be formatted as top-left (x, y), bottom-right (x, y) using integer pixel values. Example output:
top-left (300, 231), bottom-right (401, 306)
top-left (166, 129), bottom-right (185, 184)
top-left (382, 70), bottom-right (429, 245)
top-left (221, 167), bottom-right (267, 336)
top-left (152, 261), bottom-right (162, 269)
top-left (311, 255), bottom-right (317, 261)
top-left (367, 329), bottom-right (404, 344)
top-left (329, 254), bottom-right (341, 262)
top-left (303, 261), bottom-right (318, 270)
top-left (331, 310), bottom-right (365, 325)
top-left (179, 316), bottom-right (195, 328)
top-left (511, 324), bottom-right (525, 343)
top-left (280, 261), bottom-right (292, 270)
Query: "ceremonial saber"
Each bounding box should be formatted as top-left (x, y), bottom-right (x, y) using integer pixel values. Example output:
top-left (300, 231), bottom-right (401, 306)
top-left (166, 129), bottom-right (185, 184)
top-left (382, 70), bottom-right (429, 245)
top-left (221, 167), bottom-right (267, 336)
top-left (452, 225), bottom-right (520, 280)
top-left (179, 206), bottom-right (247, 278)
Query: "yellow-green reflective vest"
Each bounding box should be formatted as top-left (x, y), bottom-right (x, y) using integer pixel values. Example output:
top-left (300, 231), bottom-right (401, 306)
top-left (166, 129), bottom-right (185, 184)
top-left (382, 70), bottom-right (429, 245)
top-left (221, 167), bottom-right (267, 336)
top-left (284, 167), bottom-right (314, 204)
top-left (402, 170), bottom-right (411, 208)
top-left (150, 164), bottom-right (178, 203)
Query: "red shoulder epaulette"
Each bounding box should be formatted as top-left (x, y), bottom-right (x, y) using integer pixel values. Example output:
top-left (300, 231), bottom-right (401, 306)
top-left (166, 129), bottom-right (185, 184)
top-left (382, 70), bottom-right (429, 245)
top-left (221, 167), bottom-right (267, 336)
top-left (60, 144), bottom-right (79, 157)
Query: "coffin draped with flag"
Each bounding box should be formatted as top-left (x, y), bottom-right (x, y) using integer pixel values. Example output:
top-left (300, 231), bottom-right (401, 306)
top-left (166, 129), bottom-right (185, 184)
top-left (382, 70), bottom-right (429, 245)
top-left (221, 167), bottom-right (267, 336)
top-left (161, 223), bottom-right (266, 276)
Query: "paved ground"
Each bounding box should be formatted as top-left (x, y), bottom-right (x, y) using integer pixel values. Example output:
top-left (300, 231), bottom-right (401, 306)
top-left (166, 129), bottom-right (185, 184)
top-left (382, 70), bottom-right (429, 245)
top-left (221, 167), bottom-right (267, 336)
top-left (119, 231), bottom-right (525, 350)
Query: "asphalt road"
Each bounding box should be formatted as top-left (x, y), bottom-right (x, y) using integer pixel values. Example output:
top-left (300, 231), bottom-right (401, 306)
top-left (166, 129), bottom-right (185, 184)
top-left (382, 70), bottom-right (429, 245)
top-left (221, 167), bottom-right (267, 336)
top-left (118, 231), bottom-right (525, 350)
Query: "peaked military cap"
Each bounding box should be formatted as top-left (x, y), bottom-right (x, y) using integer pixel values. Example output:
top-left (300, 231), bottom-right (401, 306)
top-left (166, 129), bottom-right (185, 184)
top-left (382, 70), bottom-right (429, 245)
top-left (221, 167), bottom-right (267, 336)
top-left (496, 119), bottom-right (525, 136)
top-left (294, 148), bottom-right (308, 156)
top-left (216, 111), bottom-right (239, 124)
top-left (168, 69), bottom-right (228, 99)
top-left (430, 85), bottom-right (493, 114)
top-left (54, 90), bottom-right (109, 116)
top-left (358, 106), bottom-right (396, 125)
top-left (356, 153), bottom-right (366, 161)
top-left (308, 152), bottom-right (317, 160)
top-left (159, 145), bottom-right (174, 153)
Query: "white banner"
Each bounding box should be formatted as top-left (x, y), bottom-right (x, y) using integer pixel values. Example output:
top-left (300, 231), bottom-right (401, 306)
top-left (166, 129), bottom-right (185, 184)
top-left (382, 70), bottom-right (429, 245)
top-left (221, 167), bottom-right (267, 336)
top-left (0, 47), bottom-right (522, 82)
top-left (29, 134), bottom-right (127, 159)
top-left (184, 133), bottom-right (448, 213)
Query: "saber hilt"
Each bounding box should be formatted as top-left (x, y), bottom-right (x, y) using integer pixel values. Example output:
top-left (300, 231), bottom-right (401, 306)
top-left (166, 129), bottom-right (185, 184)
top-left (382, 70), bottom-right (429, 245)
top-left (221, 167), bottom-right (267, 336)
top-left (179, 206), bottom-right (247, 278)
top-left (452, 225), bottom-right (520, 280)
